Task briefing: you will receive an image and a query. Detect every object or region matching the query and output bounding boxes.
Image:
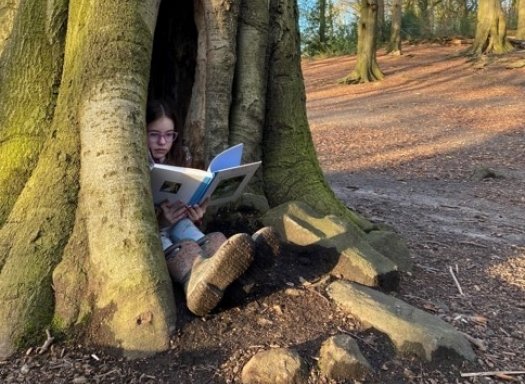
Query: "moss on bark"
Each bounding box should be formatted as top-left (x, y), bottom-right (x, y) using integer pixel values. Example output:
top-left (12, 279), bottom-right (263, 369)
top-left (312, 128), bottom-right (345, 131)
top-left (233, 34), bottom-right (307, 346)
top-left (470, 0), bottom-right (513, 55)
top-left (0, 0), bottom-right (175, 359)
top-left (0, 0), bottom-right (67, 226)
top-left (264, 0), bottom-right (374, 232)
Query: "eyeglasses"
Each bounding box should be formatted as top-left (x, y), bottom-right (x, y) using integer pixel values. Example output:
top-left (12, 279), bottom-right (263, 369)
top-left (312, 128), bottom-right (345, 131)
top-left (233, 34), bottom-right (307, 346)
top-left (148, 131), bottom-right (178, 142)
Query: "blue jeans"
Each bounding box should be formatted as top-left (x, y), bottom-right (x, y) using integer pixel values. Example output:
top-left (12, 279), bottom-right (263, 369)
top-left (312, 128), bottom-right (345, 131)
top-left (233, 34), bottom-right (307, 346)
top-left (168, 218), bottom-right (205, 244)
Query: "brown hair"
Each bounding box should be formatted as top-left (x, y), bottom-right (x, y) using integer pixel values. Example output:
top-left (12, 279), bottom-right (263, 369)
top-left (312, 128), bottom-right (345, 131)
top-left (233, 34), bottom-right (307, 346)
top-left (146, 99), bottom-right (187, 166)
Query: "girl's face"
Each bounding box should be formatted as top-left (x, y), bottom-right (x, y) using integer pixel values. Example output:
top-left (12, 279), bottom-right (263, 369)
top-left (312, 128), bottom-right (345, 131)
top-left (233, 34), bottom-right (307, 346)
top-left (147, 116), bottom-right (178, 162)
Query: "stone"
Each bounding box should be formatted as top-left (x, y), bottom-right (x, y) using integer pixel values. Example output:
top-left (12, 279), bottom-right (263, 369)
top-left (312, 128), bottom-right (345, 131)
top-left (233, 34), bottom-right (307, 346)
top-left (236, 193), bottom-right (271, 214)
top-left (470, 166), bottom-right (504, 181)
top-left (262, 201), bottom-right (399, 290)
top-left (366, 230), bottom-right (413, 272)
top-left (242, 348), bottom-right (308, 384)
top-left (326, 280), bottom-right (475, 362)
top-left (319, 334), bottom-right (372, 381)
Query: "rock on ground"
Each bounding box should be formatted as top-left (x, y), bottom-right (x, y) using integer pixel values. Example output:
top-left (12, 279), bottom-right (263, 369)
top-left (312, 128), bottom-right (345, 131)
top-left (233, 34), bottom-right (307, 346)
top-left (326, 280), bottom-right (475, 361)
top-left (241, 348), bottom-right (308, 384)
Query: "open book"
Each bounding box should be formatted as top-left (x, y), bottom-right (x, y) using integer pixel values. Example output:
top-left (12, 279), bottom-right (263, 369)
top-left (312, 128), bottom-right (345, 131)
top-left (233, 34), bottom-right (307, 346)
top-left (150, 143), bottom-right (261, 207)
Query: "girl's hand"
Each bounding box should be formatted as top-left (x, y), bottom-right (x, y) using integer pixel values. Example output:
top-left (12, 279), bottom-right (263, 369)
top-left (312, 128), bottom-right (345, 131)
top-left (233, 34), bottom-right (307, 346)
top-left (160, 200), bottom-right (188, 225)
top-left (186, 198), bottom-right (209, 223)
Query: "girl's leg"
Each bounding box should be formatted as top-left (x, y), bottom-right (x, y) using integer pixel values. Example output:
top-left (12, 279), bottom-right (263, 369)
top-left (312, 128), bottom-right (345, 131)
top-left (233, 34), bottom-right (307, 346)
top-left (199, 232), bottom-right (228, 258)
top-left (164, 236), bottom-right (255, 317)
top-left (164, 240), bottom-right (203, 283)
top-left (168, 218), bottom-right (205, 244)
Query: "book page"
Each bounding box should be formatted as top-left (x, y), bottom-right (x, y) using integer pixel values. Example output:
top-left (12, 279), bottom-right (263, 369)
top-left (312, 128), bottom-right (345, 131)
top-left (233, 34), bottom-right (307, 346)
top-left (202, 161), bottom-right (261, 206)
top-left (150, 163), bottom-right (212, 205)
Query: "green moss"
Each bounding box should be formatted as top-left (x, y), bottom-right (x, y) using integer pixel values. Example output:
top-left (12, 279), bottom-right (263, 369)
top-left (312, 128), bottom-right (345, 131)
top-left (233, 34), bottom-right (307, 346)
top-left (0, 0), bottom-right (67, 225)
top-left (13, 283), bottom-right (55, 348)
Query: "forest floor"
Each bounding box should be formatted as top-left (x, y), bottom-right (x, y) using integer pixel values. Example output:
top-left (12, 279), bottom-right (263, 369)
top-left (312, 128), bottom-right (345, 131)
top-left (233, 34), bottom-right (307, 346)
top-left (2, 43), bottom-right (525, 383)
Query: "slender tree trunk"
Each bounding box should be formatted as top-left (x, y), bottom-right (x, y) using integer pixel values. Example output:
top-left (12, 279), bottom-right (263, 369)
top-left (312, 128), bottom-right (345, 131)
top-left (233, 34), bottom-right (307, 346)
top-left (470, 0), bottom-right (513, 54)
top-left (387, 0), bottom-right (403, 55)
top-left (459, 0), bottom-right (470, 35)
top-left (340, 0), bottom-right (384, 83)
top-left (419, 0), bottom-right (436, 38)
top-left (319, 0), bottom-right (327, 45)
top-left (377, 0), bottom-right (385, 42)
top-left (517, 0), bottom-right (525, 39)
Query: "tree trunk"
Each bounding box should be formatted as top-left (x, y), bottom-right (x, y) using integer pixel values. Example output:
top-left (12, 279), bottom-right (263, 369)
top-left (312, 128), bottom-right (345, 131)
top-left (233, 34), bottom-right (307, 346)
top-left (377, 0), bottom-right (385, 42)
top-left (387, 0), bottom-right (403, 55)
top-left (0, 0), bottom-right (397, 359)
top-left (417, 0), bottom-right (432, 38)
top-left (1, 0), bottom-right (175, 359)
top-left (340, 0), bottom-right (384, 83)
top-left (517, 0), bottom-right (525, 39)
top-left (470, 0), bottom-right (513, 54)
top-left (0, 0), bottom-right (19, 55)
top-left (229, 0), bottom-right (269, 190)
top-left (459, 0), bottom-right (470, 35)
top-left (319, 0), bottom-right (327, 45)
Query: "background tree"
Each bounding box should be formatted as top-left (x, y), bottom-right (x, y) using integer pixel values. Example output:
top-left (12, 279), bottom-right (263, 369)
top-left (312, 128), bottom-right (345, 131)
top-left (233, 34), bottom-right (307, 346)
top-left (517, 0), bottom-right (525, 39)
top-left (0, 0), bottom-right (394, 359)
top-left (470, 0), bottom-right (514, 54)
top-left (299, 0), bottom-right (358, 55)
top-left (340, 0), bottom-right (384, 83)
top-left (377, 0), bottom-right (386, 41)
top-left (387, 0), bottom-right (403, 54)
top-left (319, 0), bottom-right (328, 45)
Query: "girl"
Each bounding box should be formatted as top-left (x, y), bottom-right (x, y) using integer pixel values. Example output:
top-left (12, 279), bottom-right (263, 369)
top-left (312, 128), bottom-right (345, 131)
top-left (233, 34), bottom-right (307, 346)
top-left (147, 100), bottom-right (279, 316)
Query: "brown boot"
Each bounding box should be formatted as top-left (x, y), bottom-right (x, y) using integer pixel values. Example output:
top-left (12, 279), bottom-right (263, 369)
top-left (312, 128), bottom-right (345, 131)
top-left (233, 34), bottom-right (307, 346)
top-left (226, 227), bottom-right (282, 300)
top-left (185, 233), bottom-right (255, 316)
top-left (251, 226), bottom-right (281, 270)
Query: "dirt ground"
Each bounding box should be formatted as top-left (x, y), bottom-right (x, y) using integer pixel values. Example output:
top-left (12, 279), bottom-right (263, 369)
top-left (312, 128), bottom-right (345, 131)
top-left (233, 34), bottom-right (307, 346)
top-left (1, 43), bottom-right (524, 383)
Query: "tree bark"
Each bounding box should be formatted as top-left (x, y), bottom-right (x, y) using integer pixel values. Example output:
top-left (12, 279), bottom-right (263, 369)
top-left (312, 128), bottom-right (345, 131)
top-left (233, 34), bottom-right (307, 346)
top-left (202, 0), bottom-right (241, 163)
top-left (387, 0), bottom-right (403, 55)
top-left (517, 0), bottom-right (525, 39)
top-left (0, 0), bottom-right (67, 226)
top-left (470, 0), bottom-right (513, 54)
top-left (377, 0), bottom-right (385, 42)
top-left (229, 0), bottom-right (270, 190)
top-left (319, 0), bottom-right (327, 45)
top-left (1, 0), bottom-right (175, 359)
top-left (417, 0), bottom-right (432, 38)
top-left (340, 0), bottom-right (384, 83)
top-left (0, 0), bottom-right (19, 55)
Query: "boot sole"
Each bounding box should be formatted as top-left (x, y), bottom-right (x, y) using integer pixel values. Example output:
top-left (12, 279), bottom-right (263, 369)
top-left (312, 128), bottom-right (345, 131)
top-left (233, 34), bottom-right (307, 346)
top-left (186, 234), bottom-right (254, 316)
top-left (252, 227), bottom-right (281, 270)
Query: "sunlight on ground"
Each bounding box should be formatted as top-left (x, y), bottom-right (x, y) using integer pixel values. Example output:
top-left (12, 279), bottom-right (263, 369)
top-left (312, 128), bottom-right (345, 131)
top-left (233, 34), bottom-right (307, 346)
top-left (311, 119), bottom-right (524, 173)
top-left (486, 252), bottom-right (525, 290)
top-left (303, 44), bottom-right (525, 174)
